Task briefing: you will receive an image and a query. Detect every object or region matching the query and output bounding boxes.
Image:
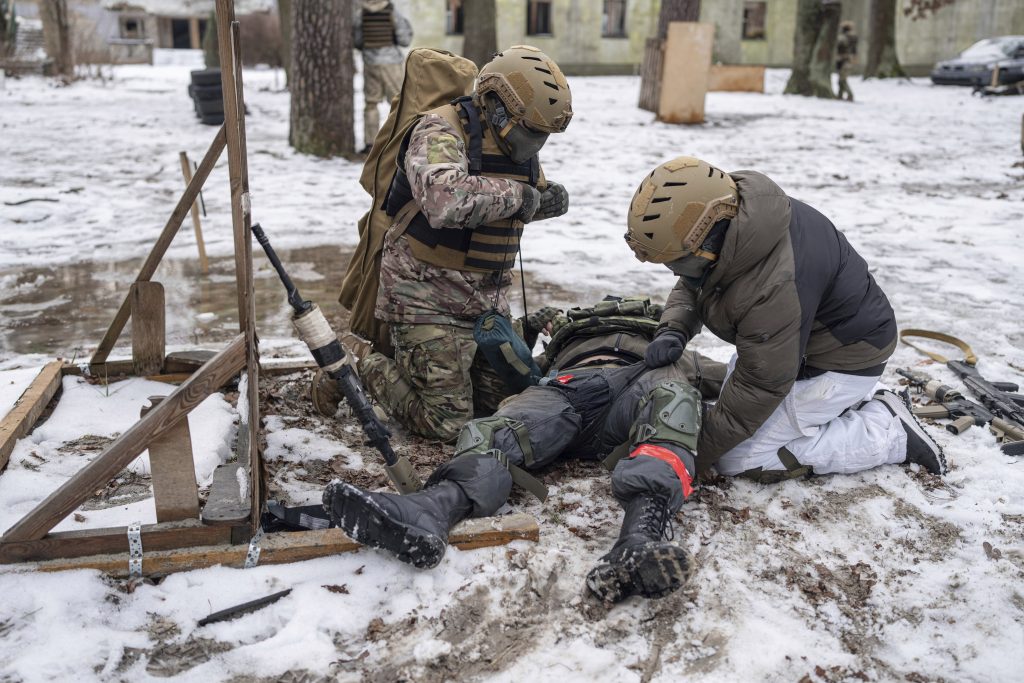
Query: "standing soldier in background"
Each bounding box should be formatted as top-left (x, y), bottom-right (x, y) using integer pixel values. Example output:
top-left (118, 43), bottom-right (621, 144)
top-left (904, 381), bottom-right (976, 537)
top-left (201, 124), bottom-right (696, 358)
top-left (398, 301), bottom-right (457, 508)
top-left (836, 20), bottom-right (858, 102)
top-left (354, 0), bottom-right (413, 153)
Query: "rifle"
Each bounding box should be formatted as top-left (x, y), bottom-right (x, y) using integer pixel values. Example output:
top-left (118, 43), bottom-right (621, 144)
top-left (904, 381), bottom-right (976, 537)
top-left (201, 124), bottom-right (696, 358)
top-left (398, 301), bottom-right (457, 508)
top-left (252, 223), bottom-right (422, 493)
top-left (897, 367), bottom-right (1024, 456)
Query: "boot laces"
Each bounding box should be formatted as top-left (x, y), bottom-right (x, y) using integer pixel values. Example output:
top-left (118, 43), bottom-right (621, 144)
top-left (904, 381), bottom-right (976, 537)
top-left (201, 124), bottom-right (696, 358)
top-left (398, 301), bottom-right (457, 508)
top-left (638, 494), bottom-right (674, 541)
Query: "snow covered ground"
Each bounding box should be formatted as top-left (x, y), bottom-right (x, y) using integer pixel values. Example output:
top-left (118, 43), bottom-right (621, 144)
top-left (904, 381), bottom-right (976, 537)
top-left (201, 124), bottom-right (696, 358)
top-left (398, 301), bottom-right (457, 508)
top-left (1, 55), bottom-right (1023, 682)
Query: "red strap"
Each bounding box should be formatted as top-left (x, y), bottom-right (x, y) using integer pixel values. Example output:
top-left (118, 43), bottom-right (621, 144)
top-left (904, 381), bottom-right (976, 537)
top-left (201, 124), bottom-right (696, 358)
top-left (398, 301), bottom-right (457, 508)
top-left (555, 374), bottom-right (574, 385)
top-left (629, 443), bottom-right (694, 499)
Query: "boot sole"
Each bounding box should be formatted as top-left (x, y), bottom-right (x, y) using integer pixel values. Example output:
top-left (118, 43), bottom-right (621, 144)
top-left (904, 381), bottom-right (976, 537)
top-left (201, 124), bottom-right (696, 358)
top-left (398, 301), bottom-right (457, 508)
top-left (323, 482), bottom-right (446, 569)
top-left (586, 543), bottom-right (691, 603)
top-left (874, 389), bottom-right (947, 475)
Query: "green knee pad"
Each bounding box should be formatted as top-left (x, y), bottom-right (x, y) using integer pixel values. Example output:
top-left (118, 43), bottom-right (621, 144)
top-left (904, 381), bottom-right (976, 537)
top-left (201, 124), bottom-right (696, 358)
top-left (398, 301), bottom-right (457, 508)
top-left (603, 380), bottom-right (701, 471)
top-left (454, 416), bottom-right (547, 501)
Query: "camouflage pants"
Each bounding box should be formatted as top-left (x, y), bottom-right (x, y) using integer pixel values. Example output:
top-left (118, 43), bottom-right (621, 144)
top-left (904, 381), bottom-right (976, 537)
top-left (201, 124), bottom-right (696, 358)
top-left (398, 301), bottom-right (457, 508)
top-left (357, 323), bottom-right (514, 442)
top-left (363, 62), bottom-right (404, 146)
top-left (837, 61), bottom-right (854, 101)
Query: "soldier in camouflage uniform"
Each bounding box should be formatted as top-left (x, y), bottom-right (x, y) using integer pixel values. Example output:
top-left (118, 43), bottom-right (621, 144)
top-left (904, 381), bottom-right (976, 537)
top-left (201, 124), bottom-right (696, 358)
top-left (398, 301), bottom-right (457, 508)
top-left (836, 21), bottom-right (858, 102)
top-left (325, 297), bottom-right (730, 603)
top-left (354, 0), bottom-right (413, 152)
top-left (353, 46), bottom-right (573, 443)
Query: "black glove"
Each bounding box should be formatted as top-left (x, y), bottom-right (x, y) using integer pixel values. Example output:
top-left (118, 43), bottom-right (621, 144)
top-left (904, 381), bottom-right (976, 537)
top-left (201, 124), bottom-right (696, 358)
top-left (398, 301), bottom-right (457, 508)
top-left (533, 182), bottom-right (569, 221)
top-left (645, 330), bottom-right (687, 368)
top-left (514, 184), bottom-right (541, 222)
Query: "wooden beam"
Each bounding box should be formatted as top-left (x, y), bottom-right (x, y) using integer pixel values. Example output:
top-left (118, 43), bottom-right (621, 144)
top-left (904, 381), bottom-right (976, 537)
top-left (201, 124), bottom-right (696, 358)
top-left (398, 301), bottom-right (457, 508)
top-left (0, 519), bottom-right (233, 564)
top-left (7, 513), bottom-right (539, 578)
top-left (215, 3), bottom-right (261, 534)
top-left (142, 396), bottom-right (200, 523)
top-left (200, 463), bottom-right (250, 526)
top-left (130, 281), bottom-right (166, 376)
top-left (0, 361), bottom-right (63, 473)
top-left (1, 335), bottom-right (247, 542)
top-left (62, 357), bottom-right (314, 381)
top-left (178, 151), bottom-right (209, 273)
top-left (90, 126), bottom-right (227, 369)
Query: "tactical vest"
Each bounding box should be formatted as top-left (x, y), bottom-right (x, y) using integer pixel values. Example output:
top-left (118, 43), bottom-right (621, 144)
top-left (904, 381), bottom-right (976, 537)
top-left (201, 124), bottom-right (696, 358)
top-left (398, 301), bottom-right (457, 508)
top-left (362, 8), bottom-right (395, 49)
top-left (385, 96), bottom-right (541, 274)
top-left (545, 298), bottom-right (664, 371)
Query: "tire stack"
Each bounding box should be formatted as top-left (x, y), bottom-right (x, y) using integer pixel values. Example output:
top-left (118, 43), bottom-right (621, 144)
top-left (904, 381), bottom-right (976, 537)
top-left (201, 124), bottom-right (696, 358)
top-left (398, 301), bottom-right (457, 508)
top-left (188, 69), bottom-right (224, 125)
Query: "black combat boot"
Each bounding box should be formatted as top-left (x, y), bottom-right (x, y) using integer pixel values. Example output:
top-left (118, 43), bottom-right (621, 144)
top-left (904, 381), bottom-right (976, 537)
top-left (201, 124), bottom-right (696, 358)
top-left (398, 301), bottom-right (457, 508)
top-left (873, 389), bottom-right (947, 475)
top-left (323, 480), bottom-right (472, 569)
top-left (586, 493), bottom-right (691, 603)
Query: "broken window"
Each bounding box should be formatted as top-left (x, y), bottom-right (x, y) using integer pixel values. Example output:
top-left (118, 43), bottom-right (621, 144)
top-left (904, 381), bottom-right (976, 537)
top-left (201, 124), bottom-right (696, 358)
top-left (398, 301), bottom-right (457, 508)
top-left (119, 16), bottom-right (145, 41)
top-left (527, 0), bottom-right (553, 36)
top-left (602, 0), bottom-right (627, 38)
top-left (742, 1), bottom-right (767, 40)
top-left (446, 0), bottom-right (464, 35)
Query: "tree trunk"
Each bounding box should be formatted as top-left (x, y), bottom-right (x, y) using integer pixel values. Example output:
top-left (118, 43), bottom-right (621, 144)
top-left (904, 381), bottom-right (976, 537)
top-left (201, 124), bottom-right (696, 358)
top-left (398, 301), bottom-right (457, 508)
top-left (0, 0), bottom-right (9, 58)
top-left (202, 11), bottom-right (219, 68)
top-left (784, 0), bottom-right (838, 98)
top-left (39, 0), bottom-right (73, 82)
top-left (278, 0), bottom-right (292, 85)
top-left (656, 0), bottom-right (701, 39)
top-left (863, 0), bottom-right (906, 78)
top-left (289, 0), bottom-right (354, 157)
top-left (462, 0), bottom-right (497, 68)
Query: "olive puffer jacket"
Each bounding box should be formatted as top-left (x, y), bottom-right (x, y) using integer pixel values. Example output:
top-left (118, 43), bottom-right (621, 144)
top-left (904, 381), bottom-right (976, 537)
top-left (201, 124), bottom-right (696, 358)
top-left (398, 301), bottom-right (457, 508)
top-left (658, 171), bottom-right (896, 472)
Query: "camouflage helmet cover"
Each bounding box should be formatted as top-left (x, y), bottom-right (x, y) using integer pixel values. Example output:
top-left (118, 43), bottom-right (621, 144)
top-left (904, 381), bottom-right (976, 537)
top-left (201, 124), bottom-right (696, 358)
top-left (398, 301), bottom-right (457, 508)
top-left (476, 45), bottom-right (573, 134)
top-left (625, 157), bottom-right (739, 263)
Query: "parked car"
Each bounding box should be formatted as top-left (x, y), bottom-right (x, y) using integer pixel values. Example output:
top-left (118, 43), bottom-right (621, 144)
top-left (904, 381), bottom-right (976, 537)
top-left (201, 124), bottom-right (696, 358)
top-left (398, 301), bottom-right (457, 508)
top-left (930, 36), bottom-right (1024, 87)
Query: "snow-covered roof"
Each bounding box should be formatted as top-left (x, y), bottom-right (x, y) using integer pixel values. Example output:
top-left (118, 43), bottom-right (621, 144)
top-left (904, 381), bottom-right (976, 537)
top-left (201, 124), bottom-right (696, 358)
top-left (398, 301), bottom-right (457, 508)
top-left (101, 0), bottom-right (275, 15)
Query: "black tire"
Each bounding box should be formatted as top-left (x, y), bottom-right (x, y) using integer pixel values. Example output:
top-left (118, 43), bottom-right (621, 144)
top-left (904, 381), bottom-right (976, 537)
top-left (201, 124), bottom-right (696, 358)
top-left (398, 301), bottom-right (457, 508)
top-left (197, 98), bottom-right (224, 116)
top-left (190, 83), bottom-right (222, 101)
top-left (200, 113), bottom-right (225, 126)
top-left (190, 68), bottom-right (222, 87)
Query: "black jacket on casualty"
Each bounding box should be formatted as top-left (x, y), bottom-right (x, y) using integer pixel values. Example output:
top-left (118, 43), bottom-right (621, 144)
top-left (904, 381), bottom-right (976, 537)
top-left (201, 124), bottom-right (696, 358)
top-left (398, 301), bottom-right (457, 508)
top-left (657, 171), bottom-right (897, 473)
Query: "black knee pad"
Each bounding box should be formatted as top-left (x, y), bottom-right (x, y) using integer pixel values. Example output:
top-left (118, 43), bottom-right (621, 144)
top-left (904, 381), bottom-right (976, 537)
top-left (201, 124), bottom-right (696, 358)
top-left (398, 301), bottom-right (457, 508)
top-left (427, 453), bottom-right (513, 517)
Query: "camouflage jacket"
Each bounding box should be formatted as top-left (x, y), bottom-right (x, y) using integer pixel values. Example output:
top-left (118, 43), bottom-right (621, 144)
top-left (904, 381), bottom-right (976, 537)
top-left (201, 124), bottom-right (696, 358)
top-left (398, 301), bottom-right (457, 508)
top-left (375, 113), bottom-right (532, 327)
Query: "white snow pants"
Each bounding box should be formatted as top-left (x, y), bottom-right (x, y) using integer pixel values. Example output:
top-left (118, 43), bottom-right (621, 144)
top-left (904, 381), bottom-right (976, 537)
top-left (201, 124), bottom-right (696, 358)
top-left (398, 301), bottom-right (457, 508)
top-left (715, 354), bottom-right (907, 476)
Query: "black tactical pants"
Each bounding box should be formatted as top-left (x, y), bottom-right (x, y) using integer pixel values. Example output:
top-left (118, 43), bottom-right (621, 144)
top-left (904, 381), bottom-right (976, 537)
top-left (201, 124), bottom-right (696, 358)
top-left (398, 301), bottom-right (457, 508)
top-left (430, 352), bottom-right (725, 518)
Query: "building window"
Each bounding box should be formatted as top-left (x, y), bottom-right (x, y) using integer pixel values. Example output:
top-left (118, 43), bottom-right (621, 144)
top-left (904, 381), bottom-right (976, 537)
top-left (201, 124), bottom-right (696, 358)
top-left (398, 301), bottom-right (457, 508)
top-left (526, 0), bottom-right (552, 36)
top-left (445, 0), bottom-right (464, 35)
top-left (120, 16), bottom-right (145, 40)
top-left (602, 0), bottom-right (627, 38)
top-left (742, 1), bottom-right (767, 40)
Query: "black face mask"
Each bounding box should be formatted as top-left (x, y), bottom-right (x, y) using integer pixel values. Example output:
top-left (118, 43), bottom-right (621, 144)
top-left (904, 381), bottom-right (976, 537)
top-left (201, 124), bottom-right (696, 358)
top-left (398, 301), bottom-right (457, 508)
top-left (665, 254), bottom-right (713, 278)
top-left (484, 94), bottom-right (548, 163)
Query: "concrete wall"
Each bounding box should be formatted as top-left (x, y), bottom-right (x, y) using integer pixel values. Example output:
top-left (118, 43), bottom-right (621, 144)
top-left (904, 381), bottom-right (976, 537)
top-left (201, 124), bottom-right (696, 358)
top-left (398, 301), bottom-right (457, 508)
top-left (402, 0), bottom-right (659, 75)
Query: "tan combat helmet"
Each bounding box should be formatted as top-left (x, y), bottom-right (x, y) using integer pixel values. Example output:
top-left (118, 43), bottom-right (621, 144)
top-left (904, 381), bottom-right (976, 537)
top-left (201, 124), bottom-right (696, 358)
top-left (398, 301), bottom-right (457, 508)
top-left (476, 45), bottom-right (573, 134)
top-left (625, 156), bottom-right (739, 264)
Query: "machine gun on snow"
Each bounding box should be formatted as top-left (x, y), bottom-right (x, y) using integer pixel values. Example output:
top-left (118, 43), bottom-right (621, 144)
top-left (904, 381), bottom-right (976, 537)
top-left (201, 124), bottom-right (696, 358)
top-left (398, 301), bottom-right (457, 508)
top-left (252, 223), bottom-right (422, 493)
top-left (897, 367), bottom-right (1024, 456)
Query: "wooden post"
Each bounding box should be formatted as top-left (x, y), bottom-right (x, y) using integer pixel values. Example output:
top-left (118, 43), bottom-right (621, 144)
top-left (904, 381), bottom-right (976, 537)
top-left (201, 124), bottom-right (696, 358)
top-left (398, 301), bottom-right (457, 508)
top-left (215, 0), bottom-right (261, 533)
top-left (178, 151), bottom-right (209, 274)
top-left (0, 362), bottom-right (63, 473)
top-left (1, 334), bottom-right (246, 542)
top-left (141, 396), bottom-right (200, 523)
top-left (130, 282), bottom-right (166, 377)
top-left (657, 22), bottom-right (715, 124)
top-left (91, 126), bottom-right (226, 369)
top-left (189, 17), bottom-right (202, 49)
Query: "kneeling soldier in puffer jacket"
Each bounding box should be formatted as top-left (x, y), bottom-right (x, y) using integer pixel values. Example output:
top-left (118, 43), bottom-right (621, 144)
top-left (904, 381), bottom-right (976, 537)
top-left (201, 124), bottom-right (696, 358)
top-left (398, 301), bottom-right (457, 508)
top-left (325, 298), bottom-right (728, 603)
top-left (624, 156), bottom-right (944, 484)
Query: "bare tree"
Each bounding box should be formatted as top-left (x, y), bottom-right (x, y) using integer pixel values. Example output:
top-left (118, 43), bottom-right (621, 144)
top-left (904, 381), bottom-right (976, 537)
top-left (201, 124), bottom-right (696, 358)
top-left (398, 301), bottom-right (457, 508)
top-left (39, 0), bottom-right (73, 82)
top-left (865, 0), bottom-right (954, 78)
top-left (289, 0), bottom-right (354, 157)
top-left (278, 0), bottom-right (292, 84)
top-left (463, 0), bottom-right (497, 68)
top-left (656, 0), bottom-right (701, 38)
top-left (784, 0), bottom-right (840, 98)
top-left (1, 0), bottom-right (10, 58)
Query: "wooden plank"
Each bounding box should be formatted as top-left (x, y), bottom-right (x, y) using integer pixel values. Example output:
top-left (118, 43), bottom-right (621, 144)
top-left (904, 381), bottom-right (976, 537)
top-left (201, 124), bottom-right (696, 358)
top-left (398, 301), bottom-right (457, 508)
top-left (0, 361), bottom-right (63, 473)
top-left (61, 359), bottom-right (135, 379)
top-left (657, 22), bottom-right (715, 124)
top-left (130, 282), bottom-right (166, 376)
top-left (90, 126), bottom-right (227, 369)
top-left (62, 357), bottom-right (313, 381)
top-left (0, 519), bottom-right (232, 564)
top-left (1, 335), bottom-right (247, 542)
top-left (215, 5), bottom-right (261, 534)
top-left (179, 151), bottom-right (209, 273)
top-left (8, 513), bottom-right (539, 578)
top-left (164, 350), bottom-right (217, 373)
top-left (200, 463), bottom-right (251, 526)
top-left (142, 396), bottom-right (200, 523)
top-left (708, 65), bottom-right (765, 93)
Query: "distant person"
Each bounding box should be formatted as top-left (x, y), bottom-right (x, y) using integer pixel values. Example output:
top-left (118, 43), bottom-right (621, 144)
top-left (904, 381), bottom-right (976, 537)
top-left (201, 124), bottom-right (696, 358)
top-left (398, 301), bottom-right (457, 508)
top-left (836, 20), bottom-right (858, 102)
top-left (354, 0), bottom-right (413, 154)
